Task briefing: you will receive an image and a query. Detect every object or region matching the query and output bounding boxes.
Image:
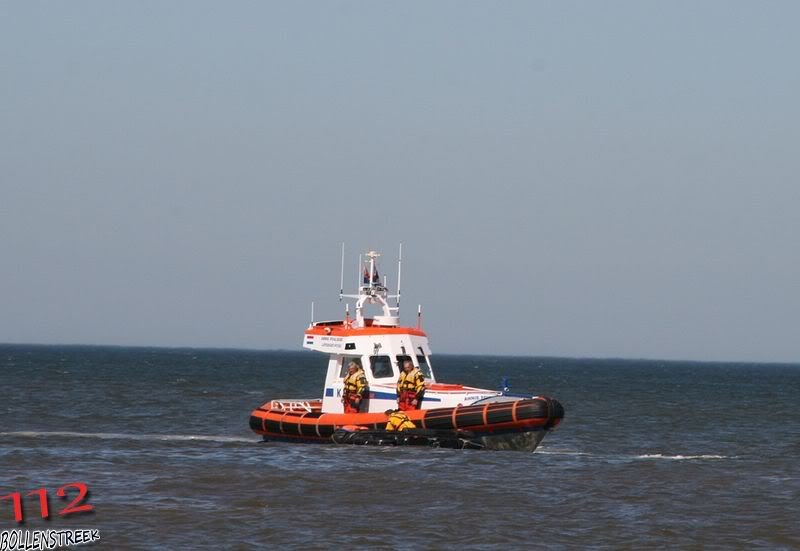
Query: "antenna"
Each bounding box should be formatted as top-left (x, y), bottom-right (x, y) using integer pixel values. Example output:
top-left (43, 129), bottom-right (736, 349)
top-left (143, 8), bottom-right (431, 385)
top-left (364, 250), bottom-right (380, 290)
top-left (310, 301), bottom-right (315, 326)
top-left (396, 243), bottom-right (403, 308)
top-left (357, 253), bottom-right (362, 290)
top-left (339, 242), bottom-right (345, 301)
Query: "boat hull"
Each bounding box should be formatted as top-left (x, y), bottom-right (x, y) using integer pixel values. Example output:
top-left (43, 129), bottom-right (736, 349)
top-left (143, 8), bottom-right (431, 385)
top-left (327, 427), bottom-right (548, 452)
top-left (473, 429), bottom-right (546, 451)
top-left (331, 428), bottom-right (485, 449)
top-left (250, 396), bottom-right (564, 452)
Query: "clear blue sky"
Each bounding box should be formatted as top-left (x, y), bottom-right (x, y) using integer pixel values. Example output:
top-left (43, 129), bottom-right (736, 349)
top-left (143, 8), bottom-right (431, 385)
top-left (2, 2), bottom-right (798, 362)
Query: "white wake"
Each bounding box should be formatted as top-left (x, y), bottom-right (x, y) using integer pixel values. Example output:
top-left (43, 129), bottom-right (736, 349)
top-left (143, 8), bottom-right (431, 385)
top-left (0, 431), bottom-right (255, 444)
top-left (635, 453), bottom-right (730, 460)
top-left (536, 449), bottom-right (732, 460)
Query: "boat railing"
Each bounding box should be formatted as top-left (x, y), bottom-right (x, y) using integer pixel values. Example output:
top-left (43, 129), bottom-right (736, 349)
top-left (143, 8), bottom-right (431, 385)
top-left (269, 399), bottom-right (322, 413)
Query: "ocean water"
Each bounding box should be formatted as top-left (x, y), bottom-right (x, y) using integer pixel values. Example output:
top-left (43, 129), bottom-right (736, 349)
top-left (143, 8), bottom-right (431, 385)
top-left (1, 344), bottom-right (799, 549)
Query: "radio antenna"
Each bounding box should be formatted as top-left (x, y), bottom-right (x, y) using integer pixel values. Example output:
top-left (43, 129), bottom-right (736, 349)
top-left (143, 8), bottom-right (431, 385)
top-left (396, 243), bottom-right (403, 308)
top-left (339, 242), bottom-right (345, 301)
top-left (357, 253), bottom-right (362, 290)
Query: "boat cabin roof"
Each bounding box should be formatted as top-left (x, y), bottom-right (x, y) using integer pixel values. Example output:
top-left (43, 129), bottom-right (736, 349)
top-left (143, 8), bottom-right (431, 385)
top-left (306, 319), bottom-right (427, 338)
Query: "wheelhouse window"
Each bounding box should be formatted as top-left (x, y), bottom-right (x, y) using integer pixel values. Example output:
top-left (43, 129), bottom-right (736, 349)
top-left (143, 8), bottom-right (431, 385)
top-left (339, 356), bottom-right (362, 378)
top-left (369, 355), bottom-right (394, 379)
top-left (416, 357), bottom-right (432, 378)
top-left (417, 347), bottom-right (432, 378)
top-left (396, 353), bottom-right (432, 379)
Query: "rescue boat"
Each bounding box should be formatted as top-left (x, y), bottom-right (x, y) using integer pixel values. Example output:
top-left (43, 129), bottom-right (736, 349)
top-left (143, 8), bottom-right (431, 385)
top-left (249, 249), bottom-right (564, 451)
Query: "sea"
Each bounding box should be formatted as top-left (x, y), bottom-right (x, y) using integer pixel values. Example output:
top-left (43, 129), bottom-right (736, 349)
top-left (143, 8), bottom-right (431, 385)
top-left (1, 344), bottom-right (798, 549)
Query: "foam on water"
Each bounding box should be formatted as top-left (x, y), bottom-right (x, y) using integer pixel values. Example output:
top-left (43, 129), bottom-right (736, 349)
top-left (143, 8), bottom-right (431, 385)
top-left (536, 449), bottom-right (594, 456)
top-left (537, 450), bottom-right (732, 460)
top-left (0, 430), bottom-right (256, 444)
top-left (635, 453), bottom-right (730, 460)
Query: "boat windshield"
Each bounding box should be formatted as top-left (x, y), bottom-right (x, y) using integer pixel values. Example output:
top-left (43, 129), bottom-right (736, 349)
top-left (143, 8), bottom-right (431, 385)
top-left (369, 355), bottom-right (394, 379)
top-left (416, 354), bottom-right (432, 379)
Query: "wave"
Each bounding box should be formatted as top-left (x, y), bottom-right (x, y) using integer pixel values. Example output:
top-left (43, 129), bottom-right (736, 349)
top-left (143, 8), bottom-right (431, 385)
top-left (1, 434), bottom-right (733, 460)
top-left (0, 431), bottom-right (256, 444)
top-left (536, 450), bottom-right (594, 456)
top-left (635, 453), bottom-right (730, 460)
top-left (537, 449), bottom-right (731, 460)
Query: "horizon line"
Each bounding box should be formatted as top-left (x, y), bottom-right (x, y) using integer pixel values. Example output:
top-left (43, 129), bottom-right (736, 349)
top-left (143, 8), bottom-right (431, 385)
top-left (1, 341), bottom-right (797, 367)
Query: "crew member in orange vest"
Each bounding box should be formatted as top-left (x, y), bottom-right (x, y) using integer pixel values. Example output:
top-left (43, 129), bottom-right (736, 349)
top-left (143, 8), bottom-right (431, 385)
top-left (342, 360), bottom-right (367, 413)
top-left (385, 409), bottom-right (416, 431)
top-left (396, 359), bottom-right (425, 411)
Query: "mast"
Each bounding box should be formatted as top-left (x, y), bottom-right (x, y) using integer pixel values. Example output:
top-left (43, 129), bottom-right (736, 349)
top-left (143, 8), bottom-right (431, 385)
top-left (339, 242), bottom-right (345, 301)
top-left (396, 243), bottom-right (402, 309)
top-left (339, 249), bottom-right (400, 328)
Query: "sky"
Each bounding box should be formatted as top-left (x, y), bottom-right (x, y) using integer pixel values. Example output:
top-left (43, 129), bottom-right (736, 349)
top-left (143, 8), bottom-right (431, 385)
top-left (1, 1), bottom-right (799, 362)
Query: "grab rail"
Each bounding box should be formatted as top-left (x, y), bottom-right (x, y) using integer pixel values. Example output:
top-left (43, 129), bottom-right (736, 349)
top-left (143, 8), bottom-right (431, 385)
top-left (269, 399), bottom-right (322, 413)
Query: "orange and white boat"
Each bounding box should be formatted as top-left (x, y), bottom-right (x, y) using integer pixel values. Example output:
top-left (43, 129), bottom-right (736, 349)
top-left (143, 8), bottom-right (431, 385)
top-left (249, 249), bottom-right (564, 451)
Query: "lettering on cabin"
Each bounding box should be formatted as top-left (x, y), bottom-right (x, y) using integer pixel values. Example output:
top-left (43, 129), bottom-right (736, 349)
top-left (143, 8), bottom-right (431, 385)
top-left (463, 394), bottom-right (492, 402)
top-left (320, 336), bottom-right (344, 349)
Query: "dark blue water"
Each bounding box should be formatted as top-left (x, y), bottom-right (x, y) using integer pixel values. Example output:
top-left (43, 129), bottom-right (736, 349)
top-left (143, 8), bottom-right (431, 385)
top-left (2, 345), bottom-right (799, 549)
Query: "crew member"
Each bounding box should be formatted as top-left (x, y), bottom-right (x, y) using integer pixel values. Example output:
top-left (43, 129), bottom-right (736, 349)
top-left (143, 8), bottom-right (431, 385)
top-left (342, 360), bottom-right (367, 413)
top-left (396, 359), bottom-right (425, 411)
top-left (385, 409), bottom-right (416, 431)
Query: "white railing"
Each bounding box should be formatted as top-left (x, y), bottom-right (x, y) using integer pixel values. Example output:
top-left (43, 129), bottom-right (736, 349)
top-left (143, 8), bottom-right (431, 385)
top-left (269, 399), bottom-right (320, 413)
